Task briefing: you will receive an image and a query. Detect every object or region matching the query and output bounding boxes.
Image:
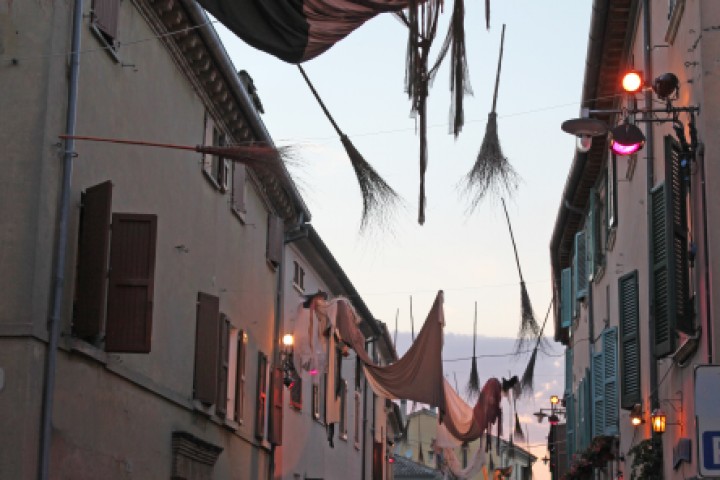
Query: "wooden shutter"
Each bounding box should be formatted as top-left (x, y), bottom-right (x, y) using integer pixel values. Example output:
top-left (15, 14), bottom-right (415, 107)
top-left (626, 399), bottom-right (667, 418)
top-left (566, 393), bottom-right (575, 462)
top-left (255, 352), bottom-right (268, 439)
top-left (665, 135), bottom-right (692, 335)
top-left (268, 367), bottom-right (284, 445)
top-left (92, 0), bottom-right (120, 40)
top-left (591, 350), bottom-right (604, 438)
top-left (587, 188), bottom-right (596, 279)
top-left (194, 292), bottom-right (220, 404)
top-left (234, 330), bottom-right (247, 421)
top-left (574, 231), bottom-right (588, 300)
top-left (232, 164), bottom-right (247, 214)
top-left (216, 315), bottom-right (230, 418)
top-left (266, 214), bottom-right (284, 267)
top-left (105, 213), bottom-right (157, 353)
top-left (290, 377), bottom-right (302, 410)
top-left (564, 347), bottom-right (573, 395)
top-left (603, 327), bottom-right (619, 435)
top-left (651, 183), bottom-right (674, 356)
top-left (583, 371), bottom-right (592, 447)
top-left (74, 181), bottom-right (112, 339)
top-left (577, 376), bottom-right (586, 451)
top-left (560, 268), bottom-right (572, 328)
top-left (373, 441), bottom-right (384, 480)
top-left (619, 271), bottom-right (641, 409)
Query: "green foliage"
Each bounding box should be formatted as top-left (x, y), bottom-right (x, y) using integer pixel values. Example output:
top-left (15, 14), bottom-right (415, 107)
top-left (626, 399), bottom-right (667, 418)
top-left (628, 439), bottom-right (663, 480)
top-left (561, 435), bottom-right (615, 480)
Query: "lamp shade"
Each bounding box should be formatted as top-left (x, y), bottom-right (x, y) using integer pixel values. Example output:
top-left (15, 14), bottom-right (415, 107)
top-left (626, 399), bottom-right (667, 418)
top-left (609, 122), bottom-right (645, 155)
top-left (548, 414), bottom-right (560, 426)
top-left (651, 409), bottom-right (667, 433)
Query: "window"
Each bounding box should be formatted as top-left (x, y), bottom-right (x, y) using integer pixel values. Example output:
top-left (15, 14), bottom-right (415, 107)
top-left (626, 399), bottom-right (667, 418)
top-left (560, 268), bottom-right (572, 329)
top-left (573, 231), bottom-right (587, 303)
top-left (608, 155), bottom-right (618, 233)
top-left (231, 162), bottom-right (247, 218)
top-left (293, 261), bottom-right (305, 291)
top-left (194, 293), bottom-right (220, 405)
top-left (290, 377), bottom-right (302, 410)
top-left (619, 271), bottom-right (641, 409)
top-left (266, 214), bottom-right (283, 268)
top-left (234, 330), bottom-right (247, 423)
top-left (73, 181), bottom-right (157, 353)
top-left (215, 315), bottom-right (230, 418)
top-left (268, 368), bottom-right (284, 445)
top-left (339, 380), bottom-right (348, 440)
top-left (255, 352), bottom-right (268, 439)
top-left (90, 0), bottom-right (120, 55)
top-left (203, 115), bottom-right (230, 191)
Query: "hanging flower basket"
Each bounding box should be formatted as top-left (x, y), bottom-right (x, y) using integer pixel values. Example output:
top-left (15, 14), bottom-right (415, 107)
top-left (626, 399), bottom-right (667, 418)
top-left (561, 436), bottom-right (616, 480)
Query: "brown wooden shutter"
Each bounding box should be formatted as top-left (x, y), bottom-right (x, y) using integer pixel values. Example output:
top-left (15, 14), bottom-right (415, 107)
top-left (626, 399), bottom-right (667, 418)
top-left (105, 213), bottom-right (157, 353)
top-left (290, 377), bottom-right (302, 410)
top-left (92, 0), bottom-right (120, 40)
top-left (216, 314), bottom-right (230, 418)
top-left (234, 330), bottom-right (247, 421)
top-left (194, 292), bottom-right (220, 404)
top-left (255, 352), bottom-right (268, 439)
top-left (268, 367), bottom-right (284, 445)
top-left (232, 164), bottom-right (246, 214)
top-left (74, 181), bottom-right (112, 339)
top-left (372, 441), bottom-right (384, 480)
top-left (266, 214), bottom-right (284, 267)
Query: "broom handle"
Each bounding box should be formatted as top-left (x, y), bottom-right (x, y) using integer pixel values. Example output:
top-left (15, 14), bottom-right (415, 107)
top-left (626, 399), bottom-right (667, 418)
top-left (490, 24), bottom-right (506, 114)
top-left (58, 134), bottom-right (198, 152)
top-left (501, 197), bottom-right (524, 282)
top-left (297, 65), bottom-right (344, 138)
top-left (473, 301), bottom-right (477, 356)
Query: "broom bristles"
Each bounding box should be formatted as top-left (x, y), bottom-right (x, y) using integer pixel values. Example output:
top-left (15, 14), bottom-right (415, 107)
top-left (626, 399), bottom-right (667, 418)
top-left (514, 412), bottom-right (524, 442)
top-left (514, 281), bottom-right (541, 354)
top-left (339, 134), bottom-right (401, 231)
top-left (520, 347), bottom-right (537, 394)
top-left (463, 113), bottom-right (519, 212)
top-left (466, 356), bottom-right (480, 399)
top-left (195, 144), bottom-right (292, 177)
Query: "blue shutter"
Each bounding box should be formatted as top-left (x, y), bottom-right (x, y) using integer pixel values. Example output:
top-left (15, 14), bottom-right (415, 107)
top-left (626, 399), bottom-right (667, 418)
top-left (577, 377), bottom-right (585, 451)
top-left (587, 188), bottom-right (596, 280)
top-left (619, 271), bottom-right (641, 409)
top-left (603, 327), bottom-right (619, 435)
top-left (592, 350), bottom-right (605, 438)
top-left (566, 393), bottom-right (575, 464)
top-left (584, 369), bottom-right (592, 446)
top-left (574, 231), bottom-right (588, 300)
top-left (561, 268), bottom-right (572, 328)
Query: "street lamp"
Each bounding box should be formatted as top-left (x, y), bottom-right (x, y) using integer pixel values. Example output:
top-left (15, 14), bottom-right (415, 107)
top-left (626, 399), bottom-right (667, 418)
top-left (280, 333), bottom-right (297, 388)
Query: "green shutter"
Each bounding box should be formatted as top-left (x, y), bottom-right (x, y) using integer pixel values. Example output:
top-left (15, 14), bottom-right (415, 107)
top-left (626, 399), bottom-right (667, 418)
top-left (577, 377), bottom-right (585, 451)
top-left (619, 271), bottom-right (641, 409)
top-left (665, 135), bottom-right (692, 335)
top-left (561, 268), bottom-right (572, 328)
top-left (603, 327), bottom-right (619, 435)
top-left (592, 350), bottom-right (604, 437)
top-left (565, 347), bottom-right (574, 394)
top-left (587, 188), bottom-right (596, 279)
top-left (651, 183), bottom-right (674, 356)
top-left (574, 231), bottom-right (588, 300)
top-left (566, 393), bottom-right (575, 464)
top-left (584, 370), bottom-right (592, 446)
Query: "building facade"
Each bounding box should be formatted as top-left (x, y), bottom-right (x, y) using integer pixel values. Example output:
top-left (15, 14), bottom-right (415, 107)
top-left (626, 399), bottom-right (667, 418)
top-left (549, 1), bottom-right (720, 479)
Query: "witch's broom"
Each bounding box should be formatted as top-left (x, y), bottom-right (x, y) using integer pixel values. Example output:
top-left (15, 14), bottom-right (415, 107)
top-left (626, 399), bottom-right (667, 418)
top-left (520, 300), bottom-right (552, 393)
top-left (464, 24), bottom-right (518, 212)
top-left (500, 198), bottom-right (541, 355)
top-left (297, 65), bottom-right (400, 231)
top-left (58, 134), bottom-right (292, 175)
top-left (465, 301), bottom-right (480, 399)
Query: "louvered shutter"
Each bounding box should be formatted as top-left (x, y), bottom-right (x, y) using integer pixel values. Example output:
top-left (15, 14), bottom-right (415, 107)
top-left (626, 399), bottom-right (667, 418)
top-left (583, 370), bottom-right (592, 447)
top-left (619, 271), bottom-right (641, 409)
top-left (266, 214), bottom-right (284, 267)
top-left (603, 327), bottom-right (619, 435)
top-left (194, 293), bottom-right (220, 404)
top-left (232, 163), bottom-right (247, 214)
top-left (216, 315), bottom-right (230, 417)
top-left (566, 393), bottom-right (575, 463)
top-left (74, 181), bottom-right (112, 339)
top-left (574, 231), bottom-right (588, 300)
top-left (92, 0), bottom-right (120, 40)
top-left (105, 213), bottom-right (157, 353)
top-left (255, 352), bottom-right (268, 439)
top-left (565, 347), bottom-right (573, 394)
top-left (561, 268), bottom-right (572, 328)
top-left (665, 135), bottom-right (692, 335)
top-left (268, 368), bottom-right (284, 445)
top-left (651, 183), bottom-right (674, 356)
top-left (592, 350), bottom-right (604, 437)
top-left (577, 377), bottom-right (586, 451)
top-left (587, 189), bottom-right (596, 280)
top-left (234, 330), bottom-right (247, 421)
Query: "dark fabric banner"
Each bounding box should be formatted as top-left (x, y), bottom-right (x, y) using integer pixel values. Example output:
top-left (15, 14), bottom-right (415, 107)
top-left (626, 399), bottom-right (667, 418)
top-left (195, 0), bottom-right (413, 63)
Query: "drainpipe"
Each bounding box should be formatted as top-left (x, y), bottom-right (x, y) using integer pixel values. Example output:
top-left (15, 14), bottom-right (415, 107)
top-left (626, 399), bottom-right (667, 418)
top-left (38, 1), bottom-right (83, 479)
top-left (697, 144), bottom-right (712, 362)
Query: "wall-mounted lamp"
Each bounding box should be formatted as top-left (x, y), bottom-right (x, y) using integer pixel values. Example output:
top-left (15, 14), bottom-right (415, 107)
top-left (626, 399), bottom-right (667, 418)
top-left (609, 120), bottom-right (646, 156)
top-left (280, 333), bottom-right (297, 388)
top-left (561, 116), bottom-right (608, 153)
top-left (550, 395), bottom-right (560, 406)
top-left (622, 70), bottom-right (644, 94)
top-left (653, 72), bottom-right (679, 101)
top-left (630, 403), bottom-right (644, 426)
top-left (652, 391), bottom-right (683, 434)
top-left (548, 414), bottom-right (560, 426)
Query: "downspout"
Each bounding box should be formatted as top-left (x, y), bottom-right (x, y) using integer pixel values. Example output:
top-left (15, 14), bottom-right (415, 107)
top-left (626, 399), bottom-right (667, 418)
top-left (642, 0), bottom-right (660, 438)
top-left (38, 1), bottom-right (83, 479)
top-left (697, 143), bottom-right (712, 362)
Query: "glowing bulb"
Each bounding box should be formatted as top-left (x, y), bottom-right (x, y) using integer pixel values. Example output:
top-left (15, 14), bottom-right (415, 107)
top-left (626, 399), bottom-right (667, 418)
top-left (622, 71), bottom-right (643, 93)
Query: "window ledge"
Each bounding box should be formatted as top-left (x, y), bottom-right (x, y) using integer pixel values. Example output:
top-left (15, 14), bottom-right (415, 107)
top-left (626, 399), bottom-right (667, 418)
top-left (223, 419), bottom-right (240, 432)
top-left (293, 282), bottom-right (305, 295)
top-left (90, 23), bottom-right (121, 63)
top-left (231, 207), bottom-right (247, 224)
top-left (202, 169), bottom-right (223, 191)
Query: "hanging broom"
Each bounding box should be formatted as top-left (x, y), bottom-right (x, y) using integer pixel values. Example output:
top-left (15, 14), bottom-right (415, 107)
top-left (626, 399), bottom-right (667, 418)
top-left (520, 299), bottom-right (553, 393)
top-left (59, 134), bottom-right (293, 177)
top-left (297, 65), bottom-right (400, 231)
top-left (465, 301), bottom-right (480, 399)
top-left (500, 198), bottom-right (541, 355)
top-left (464, 24), bottom-right (518, 212)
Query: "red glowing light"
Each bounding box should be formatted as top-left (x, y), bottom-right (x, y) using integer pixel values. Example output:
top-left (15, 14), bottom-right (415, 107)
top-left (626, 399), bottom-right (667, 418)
top-left (309, 369), bottom-right (318, 376)
top-left (610, 141), bottom-right (643, 156)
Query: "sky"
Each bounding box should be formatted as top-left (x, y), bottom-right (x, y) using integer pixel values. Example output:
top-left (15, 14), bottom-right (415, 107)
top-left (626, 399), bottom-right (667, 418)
top-left (213, 1), bottom-right (593, 477)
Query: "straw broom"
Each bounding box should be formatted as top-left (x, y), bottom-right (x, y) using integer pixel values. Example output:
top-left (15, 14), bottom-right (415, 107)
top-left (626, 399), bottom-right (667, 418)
top-left (465, 301), bottom-right (480, 399)
top-left (464, 24), bottom-right (518, 212)
top-left (297, 65), bottom-right (399, 231)
top-left (520, 300), bottom-right (553, 393)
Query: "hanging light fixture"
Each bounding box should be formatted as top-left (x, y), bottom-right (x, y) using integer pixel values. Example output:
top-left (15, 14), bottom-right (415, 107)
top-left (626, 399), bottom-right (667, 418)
top-left (651, 409), bottom-right (667, 434)
top-left (548, 414), bottom-right (560, 426)
top-left (621, 70), bottom-right (644, 94)
top-left (630, 403), bottom-right (644, 426)
top-left (609, 120), bottom-right (646, 156)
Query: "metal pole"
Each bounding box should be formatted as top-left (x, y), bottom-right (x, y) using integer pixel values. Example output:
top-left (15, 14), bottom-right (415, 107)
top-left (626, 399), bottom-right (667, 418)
top-left (39, 0), bottom-right (83, 478)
